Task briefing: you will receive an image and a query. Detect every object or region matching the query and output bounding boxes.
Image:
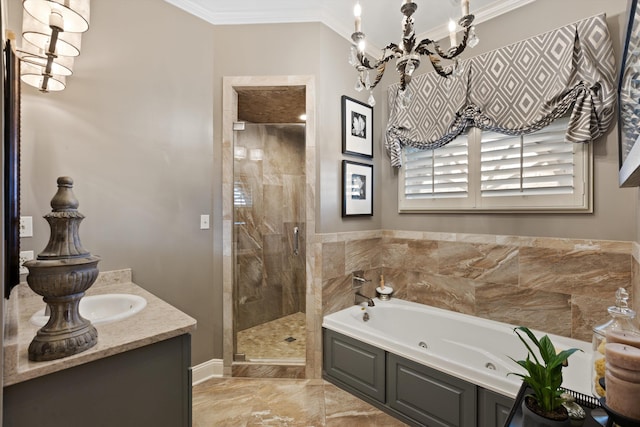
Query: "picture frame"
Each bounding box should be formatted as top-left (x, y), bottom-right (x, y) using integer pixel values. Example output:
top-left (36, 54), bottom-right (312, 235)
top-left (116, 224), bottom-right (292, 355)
top-left (342, 160), bottom-right (373, 217)
top-left (341, 95), bottom-right (373, 158)
top-left (618, 0), bottom-right (640, 187)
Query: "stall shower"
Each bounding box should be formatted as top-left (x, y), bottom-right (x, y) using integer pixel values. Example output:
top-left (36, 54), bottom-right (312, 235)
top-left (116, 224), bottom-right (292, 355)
top-left (233, 122), bottom-right (306, 362)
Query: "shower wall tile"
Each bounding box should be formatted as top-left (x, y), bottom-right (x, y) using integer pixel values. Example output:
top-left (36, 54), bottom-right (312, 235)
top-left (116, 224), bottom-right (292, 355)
top-left (263, 126), bottom-right (305, 177)
top-left (475, 284), bottom-right (571, 337)
top-left (571, 294), bottom-right (614, 341)
top-left (382, 238), bottom-right (438, 273)
top-left (519, 247), bottom-right (631, 297)
top-left (378, 267), bottom-right (418, 300)
top-left (321, 242), bottom-right (345, 281)
top-left (237, 285), bottom-right (282, 331)
top-left (344, 238), bottom-right (382, 273)
top-left (284, 175), bottom-right (305, 223)
top-left (263, 184), bottom-right (284, 234)
top-left (407, 273), bottom-right (477, 315)
top-left (318, 230), bottom-right (635, 343)
top-left (322, 275), bottom-right (353, 316)
top-left (264, 253), bottom-right (283, 286)
top-left (263, 234), bottom-right (284, 255)
top-left (633, 245), bottom-right (640, 329)
top-left (437, 241), bottom-right (518, 285)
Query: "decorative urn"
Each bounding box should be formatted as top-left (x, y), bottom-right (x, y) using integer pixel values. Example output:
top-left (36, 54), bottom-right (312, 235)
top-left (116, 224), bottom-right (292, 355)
top-left (23, 177), bottom-right (100, 361)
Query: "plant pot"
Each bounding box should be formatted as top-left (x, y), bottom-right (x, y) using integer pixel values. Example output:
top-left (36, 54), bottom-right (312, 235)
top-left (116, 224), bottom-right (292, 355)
top-left (521, 397), bottom-right (571, 427)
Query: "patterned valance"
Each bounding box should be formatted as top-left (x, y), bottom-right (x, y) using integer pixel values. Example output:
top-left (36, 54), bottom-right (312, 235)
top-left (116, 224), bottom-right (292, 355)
top-left (385, 14), bottom-right (616, 167)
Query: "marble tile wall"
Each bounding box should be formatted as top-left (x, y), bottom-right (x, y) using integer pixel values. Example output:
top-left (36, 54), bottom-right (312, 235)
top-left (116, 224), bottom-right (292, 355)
top-left (633, 242), bottom-right (640, 326)
top-left (235, 124), bottom-right (306, 332)
top-left (320, 230), bottom-right (636, 342)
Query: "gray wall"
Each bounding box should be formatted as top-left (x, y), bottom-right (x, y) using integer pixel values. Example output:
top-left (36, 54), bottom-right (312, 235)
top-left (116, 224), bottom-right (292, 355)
top-left (11, 0), bottom-right (640, 366)
top-left (211, 22), bottom-right (382, 234)
top-left (377, 0), bottom-right (639, 241)
top-left (12, 0), bottom-right (218, 363)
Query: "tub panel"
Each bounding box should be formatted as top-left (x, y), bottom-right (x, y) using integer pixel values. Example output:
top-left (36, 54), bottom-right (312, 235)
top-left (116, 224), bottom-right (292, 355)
top-left (478, 388), bottom-right (514, 427)
top-left (387, 353), bottom-right (476, 427)
top-left (323, 329), bottom-right (386, 402)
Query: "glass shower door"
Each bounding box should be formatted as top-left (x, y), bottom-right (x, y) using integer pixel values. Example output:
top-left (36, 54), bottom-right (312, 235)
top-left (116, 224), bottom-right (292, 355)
top-left (233, 122), bottom-right (306, 362)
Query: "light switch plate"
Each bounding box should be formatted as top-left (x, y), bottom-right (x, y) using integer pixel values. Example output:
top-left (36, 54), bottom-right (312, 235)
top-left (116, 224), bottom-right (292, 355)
top-left (200, 214), bottom-right (210, 230)
top-left (20, 216), bottom-right (33, 237)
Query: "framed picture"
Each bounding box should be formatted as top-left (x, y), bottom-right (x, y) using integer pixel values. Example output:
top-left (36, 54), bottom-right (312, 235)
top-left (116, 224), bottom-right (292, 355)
top-left (619, 0), bottom-right (640, 187)
top-left (342, 160), bottom-right (373, 217)
top-left (342, 95), bottom-right (373, 158)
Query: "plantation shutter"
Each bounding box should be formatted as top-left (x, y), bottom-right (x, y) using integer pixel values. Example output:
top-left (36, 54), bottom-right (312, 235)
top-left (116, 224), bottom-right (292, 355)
top-left (480, 117), bottom-right (574, 197)
top-left (404, 135), bottom-right (469, 200)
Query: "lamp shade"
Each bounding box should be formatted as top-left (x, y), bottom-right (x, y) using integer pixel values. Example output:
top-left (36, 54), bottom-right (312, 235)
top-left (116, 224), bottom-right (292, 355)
top-left (21, 61), bottom-right (67, 91)
top-left (20, 38), bottom-right (75, 76)
top-left (23, 0), bottom-right (90, 33)
top-left (22, 12), bottom-right (82, 57)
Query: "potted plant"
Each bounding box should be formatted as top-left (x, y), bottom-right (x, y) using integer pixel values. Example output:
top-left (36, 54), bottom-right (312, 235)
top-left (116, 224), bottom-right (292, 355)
top-left (509, 326), bottom-right (582, 426)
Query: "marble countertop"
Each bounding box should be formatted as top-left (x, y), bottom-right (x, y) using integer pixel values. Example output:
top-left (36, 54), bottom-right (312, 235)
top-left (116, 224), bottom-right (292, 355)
top-left (3, 269), bottom-right (197, 387)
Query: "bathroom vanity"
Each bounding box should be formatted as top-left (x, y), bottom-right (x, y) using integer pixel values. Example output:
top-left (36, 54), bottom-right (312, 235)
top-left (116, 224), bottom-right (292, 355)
top-left (2, 270), bottom-right (197, 427)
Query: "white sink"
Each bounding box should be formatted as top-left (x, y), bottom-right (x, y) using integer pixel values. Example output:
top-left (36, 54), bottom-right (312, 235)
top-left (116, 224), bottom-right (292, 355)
top-left (30, 294), bottom-right (147, 327)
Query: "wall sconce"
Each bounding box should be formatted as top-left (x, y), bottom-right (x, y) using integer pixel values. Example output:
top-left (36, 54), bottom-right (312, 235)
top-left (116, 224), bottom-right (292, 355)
top-left (18, 0), bottom-right (90, 92)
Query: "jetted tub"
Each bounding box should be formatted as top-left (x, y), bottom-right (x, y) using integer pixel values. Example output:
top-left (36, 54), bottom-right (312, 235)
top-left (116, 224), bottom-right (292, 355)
top-left (322, 297), bottom-right (592, 398)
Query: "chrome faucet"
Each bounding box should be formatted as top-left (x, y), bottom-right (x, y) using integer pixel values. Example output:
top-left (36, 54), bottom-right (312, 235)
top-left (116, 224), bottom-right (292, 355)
top-left (355, 291), bottom-right (375, 307)
top-left (352, 270), bottom-right (371, 288)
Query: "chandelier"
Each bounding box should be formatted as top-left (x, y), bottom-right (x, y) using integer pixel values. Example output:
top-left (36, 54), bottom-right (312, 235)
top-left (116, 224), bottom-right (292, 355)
top-left (349, 0), bottom-right (478, 106)
top-left (18, 0), bottom-right (91, 92)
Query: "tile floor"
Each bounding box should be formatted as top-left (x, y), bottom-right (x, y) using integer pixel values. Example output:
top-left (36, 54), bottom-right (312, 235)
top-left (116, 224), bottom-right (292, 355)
top-left (237, 312), bottom-right (306, 361)
top-left (192, 377), bottom-right (408, 426)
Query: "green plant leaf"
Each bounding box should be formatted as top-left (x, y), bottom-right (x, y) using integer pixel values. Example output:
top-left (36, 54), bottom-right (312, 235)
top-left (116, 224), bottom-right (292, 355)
top-left (508, 326), bottom-right (582, 413)
top-left (538, 335), bottom-right (556, 363)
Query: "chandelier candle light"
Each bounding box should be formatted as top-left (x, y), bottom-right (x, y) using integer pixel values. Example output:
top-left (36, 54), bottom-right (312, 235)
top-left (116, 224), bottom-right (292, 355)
top-left (349, 0), bottom-right (478, 106)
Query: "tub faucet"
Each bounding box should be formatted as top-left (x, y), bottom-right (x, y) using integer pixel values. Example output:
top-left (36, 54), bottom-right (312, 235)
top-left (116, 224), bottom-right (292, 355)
top-left (355, 291), bottom-right (375, 307)
top-left (352, 270), bottom-right (371, 288)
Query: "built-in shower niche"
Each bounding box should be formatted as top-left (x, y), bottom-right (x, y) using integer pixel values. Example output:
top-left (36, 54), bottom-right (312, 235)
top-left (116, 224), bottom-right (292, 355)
top-left (234, 123), bottom-right (306, 362)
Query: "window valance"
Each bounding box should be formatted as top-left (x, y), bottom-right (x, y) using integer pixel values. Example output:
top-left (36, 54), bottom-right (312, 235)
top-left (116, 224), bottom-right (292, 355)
top-left (385, 14), bottom-right (616, 167)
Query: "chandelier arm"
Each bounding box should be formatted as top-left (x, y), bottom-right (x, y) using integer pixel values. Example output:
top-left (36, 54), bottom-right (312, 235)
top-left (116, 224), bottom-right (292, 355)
top-left (356, 60), bottom-right (390, 91)
top-left (427, 54), bottom-right (453, 78)
top-left (415, 41), bottom-right (434, 56)
top-left (430, 26), bottom-right (471, 60)
top-left (356, 43), bottom-right (401, 70)
top-left (370, 62), bottom-right (387, 89)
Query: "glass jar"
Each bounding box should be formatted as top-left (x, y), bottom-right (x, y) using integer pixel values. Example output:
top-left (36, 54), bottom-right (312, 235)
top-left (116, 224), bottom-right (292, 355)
top-left (592, 287), bottom-right (640, 398)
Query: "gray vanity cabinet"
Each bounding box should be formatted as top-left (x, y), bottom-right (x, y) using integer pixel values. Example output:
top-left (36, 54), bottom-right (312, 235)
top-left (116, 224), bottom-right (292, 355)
top-left (4, 334), bottom-right (192, 427)
top-left (387, 353), bottom-right (477, 427)
top-left (323, 328), bottom-right (386, 402)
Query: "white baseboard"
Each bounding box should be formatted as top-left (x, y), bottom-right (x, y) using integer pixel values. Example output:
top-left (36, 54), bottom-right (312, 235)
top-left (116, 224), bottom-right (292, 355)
top-left (191, 359), bottom-right (224, 385)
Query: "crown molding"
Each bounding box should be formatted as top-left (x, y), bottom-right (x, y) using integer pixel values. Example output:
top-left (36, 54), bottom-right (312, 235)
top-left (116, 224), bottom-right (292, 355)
top-left (164, 0), bottom-right (323, 26)
top-left (417, 0), bottom-right (537, 44)
top-left (164, 0), bottom-right (536, 53)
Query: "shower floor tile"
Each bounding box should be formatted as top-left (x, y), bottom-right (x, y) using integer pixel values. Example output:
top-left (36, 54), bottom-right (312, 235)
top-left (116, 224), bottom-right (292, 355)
top-left (237, 312), bottom-right (306, 360)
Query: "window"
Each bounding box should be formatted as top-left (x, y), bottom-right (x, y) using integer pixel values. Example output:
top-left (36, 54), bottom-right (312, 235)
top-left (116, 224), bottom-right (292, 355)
top-left (398, 117), bottom-right (592, 212)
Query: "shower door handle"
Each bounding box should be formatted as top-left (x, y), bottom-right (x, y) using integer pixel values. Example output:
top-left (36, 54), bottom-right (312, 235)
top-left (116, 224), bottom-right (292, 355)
top-left (293, 227), bottom-right (299, 256)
